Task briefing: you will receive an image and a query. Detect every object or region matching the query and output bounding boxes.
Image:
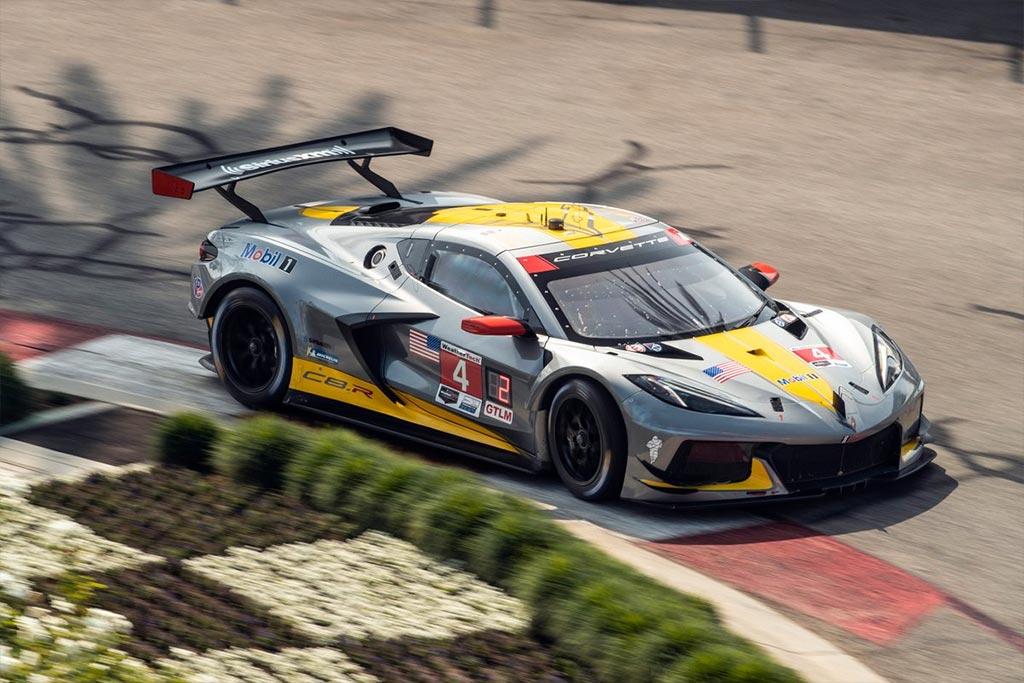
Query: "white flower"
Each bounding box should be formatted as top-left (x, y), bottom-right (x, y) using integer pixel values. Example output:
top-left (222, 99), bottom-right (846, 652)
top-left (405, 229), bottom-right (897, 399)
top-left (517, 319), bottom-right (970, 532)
top-left (45, 518), bottom-right (80, 537)
top-left (159, 647), bottom-right (377, 683)
top-left (184, 532), bottom-right (528, 642)
top-left (21, 649), bottom-right (41, 667)
top-left (0, 644), bottom-right (15, 673)
top-left (0, 569), bottom-right (29, 600)
top-left (15, 614), bottom-right (50, 642)
top-left (82, 607), bottom-right (132, 635)
top-left (0, 488), bottom-right (162, 582)
top-left (49, 596), bottom-right (75, 614)
top-left (28, 673), bottom-right (51, 683)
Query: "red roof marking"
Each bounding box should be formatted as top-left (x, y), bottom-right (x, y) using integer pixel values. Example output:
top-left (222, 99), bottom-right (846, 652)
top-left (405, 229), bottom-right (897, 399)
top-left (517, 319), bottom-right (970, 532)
top-left (516, 255), bottom-right (558, 274)
top-left (645, 522), bottom-right (945, 645)
top-left (665, 227), bottom-right (692, 245)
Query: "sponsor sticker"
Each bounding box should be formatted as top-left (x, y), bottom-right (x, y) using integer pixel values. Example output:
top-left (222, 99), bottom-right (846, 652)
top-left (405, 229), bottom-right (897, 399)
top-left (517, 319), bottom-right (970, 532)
top-left (625, 342), bottom-right (665, 354)
top-left (193, 277), bottom-right (204, 298)
top-left (484, 401), bottom-right (513, 425)
top-left (220, 145), bottom-right (355, 176)
top-left (791, 345), bottom-right (850, 368)
top-left (703, 361), bottom-right (751, 383)
top-left (776, 372), bottom-right (820, 386)
top-left (307, 346), bottom-right (339, 365)
top-left (646, 435), bottom-right (663, 464)
top-left (435, 384), bottom-right (482, 417)
top-left (240, 242), bottom-right (297, 273)
top-left (773, 313), bottom-right (798, 328)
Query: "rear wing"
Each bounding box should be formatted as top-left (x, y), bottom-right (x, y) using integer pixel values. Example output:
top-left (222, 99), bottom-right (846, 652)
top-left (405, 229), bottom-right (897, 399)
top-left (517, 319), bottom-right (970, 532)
top-left (151, 127), bottom-right (432, 222)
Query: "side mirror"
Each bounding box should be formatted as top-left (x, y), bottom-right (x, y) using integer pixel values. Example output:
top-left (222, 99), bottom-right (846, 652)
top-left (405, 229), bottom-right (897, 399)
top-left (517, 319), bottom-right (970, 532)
top-left (461, 315), bottom-right (530, 336)
top-left (739, 262), bottom-right (780, 290)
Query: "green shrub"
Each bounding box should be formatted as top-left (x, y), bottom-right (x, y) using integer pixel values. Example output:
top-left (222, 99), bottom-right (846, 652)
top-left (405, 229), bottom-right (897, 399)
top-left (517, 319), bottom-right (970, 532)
top-left (660, 643), bottom-right (801, 683)
top-left (466, 498), bottom-right (570, 585)
top-left (345, 458), bottom-right (436, 534)
top-left (155, 412), bottom-right (221, 472)
top-left (213, 415), bottom-right (303, 489)
top-left (0, 351), bottom-right (31, 425)
top-left (406, 482), bottom-right (509, 561)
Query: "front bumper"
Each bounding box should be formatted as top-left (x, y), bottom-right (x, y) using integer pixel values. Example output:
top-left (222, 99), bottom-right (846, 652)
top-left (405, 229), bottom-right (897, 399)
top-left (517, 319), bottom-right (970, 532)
top-left (619, 387), bottom-right (932, 506)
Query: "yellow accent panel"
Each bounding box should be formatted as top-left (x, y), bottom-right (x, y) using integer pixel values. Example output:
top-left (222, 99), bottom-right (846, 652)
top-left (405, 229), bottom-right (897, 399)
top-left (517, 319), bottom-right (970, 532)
top-left (289, 358), bottom-right (517, 453)
top-left (299, 205), bottom-right (359, 220)
top-left (426, 203), bottom-right (639, 249)
top-left (901, 438), bottom-right (922, 460)
top-left (641, 458), bottom-right (774, 492)
top-left (696, 328), bottom-right (836, 413)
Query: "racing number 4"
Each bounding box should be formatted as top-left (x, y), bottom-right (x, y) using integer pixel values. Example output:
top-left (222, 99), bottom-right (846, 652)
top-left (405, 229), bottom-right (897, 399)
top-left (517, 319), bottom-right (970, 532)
top-left (452, 359), bottom-right (469, 392)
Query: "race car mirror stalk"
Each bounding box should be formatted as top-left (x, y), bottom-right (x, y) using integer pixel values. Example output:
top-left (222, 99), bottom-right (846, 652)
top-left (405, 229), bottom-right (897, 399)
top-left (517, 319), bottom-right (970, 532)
top-left (461, 316), bottom-right (532, 337)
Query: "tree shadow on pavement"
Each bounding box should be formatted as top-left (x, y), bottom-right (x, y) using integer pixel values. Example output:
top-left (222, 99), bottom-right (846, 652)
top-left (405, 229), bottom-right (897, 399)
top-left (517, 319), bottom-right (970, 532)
top-left (0, 62), bottom-right (731, 326)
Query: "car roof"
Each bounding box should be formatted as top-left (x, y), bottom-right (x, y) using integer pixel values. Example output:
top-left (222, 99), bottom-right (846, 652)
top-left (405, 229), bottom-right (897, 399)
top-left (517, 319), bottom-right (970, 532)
top-left (275, 192), bottom-right (663, 256)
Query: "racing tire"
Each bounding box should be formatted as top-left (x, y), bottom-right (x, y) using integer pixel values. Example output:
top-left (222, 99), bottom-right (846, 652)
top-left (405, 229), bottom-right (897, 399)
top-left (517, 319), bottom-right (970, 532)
top-left (548, 379), bottom-right (627, 501)
top-left (211, 287), bottom-right (292, 409)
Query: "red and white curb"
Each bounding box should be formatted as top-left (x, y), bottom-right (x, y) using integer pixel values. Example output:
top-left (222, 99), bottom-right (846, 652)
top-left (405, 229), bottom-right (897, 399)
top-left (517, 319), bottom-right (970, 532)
top-left (1, 309), bottom-right (889, 682)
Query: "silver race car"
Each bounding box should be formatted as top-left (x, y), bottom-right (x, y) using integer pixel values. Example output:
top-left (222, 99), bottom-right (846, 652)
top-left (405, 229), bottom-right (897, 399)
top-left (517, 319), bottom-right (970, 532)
top-left (153, 128), bottom-right (931, 504)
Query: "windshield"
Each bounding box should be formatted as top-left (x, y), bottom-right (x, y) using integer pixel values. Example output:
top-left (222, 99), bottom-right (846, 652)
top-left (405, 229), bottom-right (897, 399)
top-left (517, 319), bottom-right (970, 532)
top-left (532, 234), bottom-right (768, 342)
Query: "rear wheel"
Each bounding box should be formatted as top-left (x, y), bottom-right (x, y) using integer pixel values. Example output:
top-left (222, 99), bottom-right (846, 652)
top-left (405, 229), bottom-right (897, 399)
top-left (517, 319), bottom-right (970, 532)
top-left (211, 287), bottom-right (292, 409)
top-left (548, 379), bottom-right (626, 501)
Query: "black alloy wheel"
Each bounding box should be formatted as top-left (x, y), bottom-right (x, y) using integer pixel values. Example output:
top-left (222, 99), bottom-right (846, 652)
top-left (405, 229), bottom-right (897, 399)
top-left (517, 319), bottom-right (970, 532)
top-left (548, 379), bottom-right (626, 501)
top-left (211, 287), bottom-right (292, 408)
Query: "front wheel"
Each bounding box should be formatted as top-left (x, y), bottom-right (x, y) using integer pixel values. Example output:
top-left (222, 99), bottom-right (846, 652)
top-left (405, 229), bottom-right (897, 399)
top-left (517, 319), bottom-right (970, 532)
top-left (548, 379), bottom-right (626, 501)
top-left (210, 287), bottom-right (292, 409)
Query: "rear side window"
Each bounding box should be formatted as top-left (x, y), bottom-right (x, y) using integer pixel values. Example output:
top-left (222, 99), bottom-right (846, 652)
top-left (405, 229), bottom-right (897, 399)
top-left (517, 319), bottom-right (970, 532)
top-left (427, 250), bottom-right (525, 319)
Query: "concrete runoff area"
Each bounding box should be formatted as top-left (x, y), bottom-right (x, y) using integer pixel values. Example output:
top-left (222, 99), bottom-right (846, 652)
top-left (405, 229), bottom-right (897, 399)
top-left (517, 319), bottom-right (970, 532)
top-left (0, 2), bottom-right (1021, 682)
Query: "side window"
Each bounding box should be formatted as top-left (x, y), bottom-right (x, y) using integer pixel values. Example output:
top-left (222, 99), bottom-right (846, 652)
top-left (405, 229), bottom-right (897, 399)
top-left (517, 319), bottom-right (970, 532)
top-left (397, 238), bottom-right (430, 278)
top-left (427, 250), bottom-right (525, 319)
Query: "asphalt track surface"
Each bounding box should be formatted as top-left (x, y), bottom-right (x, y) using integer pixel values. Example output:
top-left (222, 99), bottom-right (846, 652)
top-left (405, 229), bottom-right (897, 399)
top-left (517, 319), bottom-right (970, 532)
top-left (1, 2), bottom-right (1021, 681)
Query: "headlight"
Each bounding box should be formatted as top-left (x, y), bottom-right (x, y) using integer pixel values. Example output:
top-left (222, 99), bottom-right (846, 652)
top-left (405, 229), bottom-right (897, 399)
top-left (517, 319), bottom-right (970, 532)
top-left (626, 375), bottom-right (762, 417)
top-left (873, 326), bottom-right (904, 391)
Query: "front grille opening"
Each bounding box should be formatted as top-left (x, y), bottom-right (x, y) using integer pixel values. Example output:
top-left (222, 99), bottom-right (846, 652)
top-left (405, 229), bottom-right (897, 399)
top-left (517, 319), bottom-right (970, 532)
top-left (757, 424), bottom-right (901, 486)
top-left (661, 441), bottom-right (753, 486)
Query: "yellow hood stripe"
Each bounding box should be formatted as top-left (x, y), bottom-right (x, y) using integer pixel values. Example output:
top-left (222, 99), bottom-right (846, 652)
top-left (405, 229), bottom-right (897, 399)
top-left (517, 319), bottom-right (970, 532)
top-left (696, 327), bottom-right (837, 413)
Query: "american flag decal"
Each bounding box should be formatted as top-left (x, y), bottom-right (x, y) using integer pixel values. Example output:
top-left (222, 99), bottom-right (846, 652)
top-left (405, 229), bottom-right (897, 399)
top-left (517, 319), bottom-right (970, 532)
top-left (703, 360), bottom-right (751, 383)
top-left (409, 328), bottom-right (441, 363)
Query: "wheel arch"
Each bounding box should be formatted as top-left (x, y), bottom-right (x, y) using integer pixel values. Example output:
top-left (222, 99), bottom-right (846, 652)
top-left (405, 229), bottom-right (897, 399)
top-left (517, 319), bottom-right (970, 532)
top-left (201, 275), bottom-right (296, 347)
top-left (531, 370), bottom-right (628, 465)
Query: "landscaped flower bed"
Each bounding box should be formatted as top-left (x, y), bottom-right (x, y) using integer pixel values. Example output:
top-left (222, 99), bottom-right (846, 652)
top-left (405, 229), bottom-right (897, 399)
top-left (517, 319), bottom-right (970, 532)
top-left (4, 413), bottom-right (802, 683)
top-left (7, 467), bottom-right (590, 683)
top-left (30, 467), bottom-right (354, 559)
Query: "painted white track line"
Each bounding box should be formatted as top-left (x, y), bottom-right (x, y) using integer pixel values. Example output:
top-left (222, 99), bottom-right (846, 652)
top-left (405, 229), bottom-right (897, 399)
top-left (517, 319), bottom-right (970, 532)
top-left (0, 401), bottom-right (117, 437)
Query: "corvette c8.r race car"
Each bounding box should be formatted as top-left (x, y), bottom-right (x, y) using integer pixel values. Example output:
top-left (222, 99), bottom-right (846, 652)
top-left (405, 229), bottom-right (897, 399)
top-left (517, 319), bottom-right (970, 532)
top-left (152, 128), bottom-right (932, 504)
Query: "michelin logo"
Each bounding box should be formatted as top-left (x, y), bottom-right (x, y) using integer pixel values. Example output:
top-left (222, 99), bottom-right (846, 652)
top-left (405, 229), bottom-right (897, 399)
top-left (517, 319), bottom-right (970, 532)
top-left (221, 145), bottom-right (355, 176)
top-left (307, 347), bottom-right (339, 365)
